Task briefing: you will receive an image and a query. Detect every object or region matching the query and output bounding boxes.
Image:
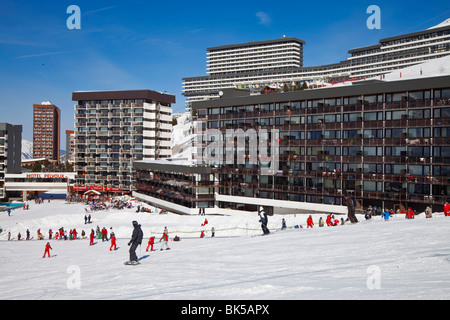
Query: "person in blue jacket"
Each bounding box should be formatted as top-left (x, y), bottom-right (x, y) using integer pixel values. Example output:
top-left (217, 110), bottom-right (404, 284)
top-left (381, 209), bottom-right (391, 221)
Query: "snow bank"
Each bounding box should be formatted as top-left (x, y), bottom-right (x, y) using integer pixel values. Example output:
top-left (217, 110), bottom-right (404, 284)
top-left (1, 200), bottom-right (450, 300)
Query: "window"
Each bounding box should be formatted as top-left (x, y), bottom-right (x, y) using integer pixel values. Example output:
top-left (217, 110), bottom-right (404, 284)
top-left (343, 113), bottom-right (361, 122)
top-left (343, 96), bottom-right (359, 105)
top-left (408, 147), bottom-right (430, 157)
top-left (434, 146), bottom-right (450, 157)
top-left (409, 90), bottom-right (430, 101)
top-left (307, 131), bottom-right (322, 139)
top-left (363, 164), bottom-right (383, 174)
top-left (434, 127), bottom-right (450, 137)
top-left (408, 109), bottom-right (431, 119)
top-left (343, 147), bottom-right (361, 156)
top-left (408, 128), bottom-right (431, 138)
top-left (363, 129), bottom-right (382, 139)
top-left (343, 130), bottom-right (360, 139)
top-left (386, 110), bottom-right (407, 120)
top-left (324, 114), bottom-right (341, 123)
top-left (324, 130), bottom-right (341, 139)
top-left (385, 128), bottom-right (406, 138)
top-left (363, 147), bottom-right (383, 156)
top-left (385, 146), bottom-right (406, 156)
top-left (364, 112), bottom-right (383, 121)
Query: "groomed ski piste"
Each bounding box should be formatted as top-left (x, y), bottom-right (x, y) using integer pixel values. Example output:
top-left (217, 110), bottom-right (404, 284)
top-left (1, 199), bottom-right (450, 300)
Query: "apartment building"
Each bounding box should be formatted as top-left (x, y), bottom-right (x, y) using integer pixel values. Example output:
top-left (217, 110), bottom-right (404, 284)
top-left (135, 75), bottom-right (450, 215)
top-left (33, 102), bottom-right (60, 163)
top-left (207, 37), bottom-right (305, 75)
top-left (72, 90), bottom-right (175, 192)
top-left (183, 19), bottom-right (450, 108)
top-left (0, 123), bottom-right (22, 200)
top-left (65, 130), bottom-right (75, 163)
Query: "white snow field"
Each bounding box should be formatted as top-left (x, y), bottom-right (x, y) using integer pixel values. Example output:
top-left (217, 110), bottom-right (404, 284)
top-left (1, 200), bottom-right (450, 300)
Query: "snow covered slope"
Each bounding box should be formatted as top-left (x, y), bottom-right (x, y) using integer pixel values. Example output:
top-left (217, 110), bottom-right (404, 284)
top-left (1, 200), bottom-right (450, 300)
top-left (22, 139), bottom-right (33, 160)
top-left (171, 112), bottom-right (194, 161)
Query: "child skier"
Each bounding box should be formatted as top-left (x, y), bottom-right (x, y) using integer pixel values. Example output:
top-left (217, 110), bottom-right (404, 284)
top-left (109, 229), bottom-right (117, 251)
top-left (381, 209), bottom-right (391, 221)
top-left (146, 236), bottom-right (155, 252)
top-left (89, 229), bottom-right (95, 246)
top-left (42, 242), bottom-right (52, 258)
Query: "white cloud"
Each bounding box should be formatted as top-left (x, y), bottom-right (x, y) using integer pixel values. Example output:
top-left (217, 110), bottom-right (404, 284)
top-left (256, 11), bottom-right (272, 26)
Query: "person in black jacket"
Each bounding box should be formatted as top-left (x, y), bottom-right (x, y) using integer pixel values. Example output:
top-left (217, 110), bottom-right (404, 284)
top-left (127, 221), bottom-right (144, 264)
top-left (258, 209), bottom-right (270, 235)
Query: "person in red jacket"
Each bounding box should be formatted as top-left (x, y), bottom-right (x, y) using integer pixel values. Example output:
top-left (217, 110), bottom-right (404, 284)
top-left (43, 242), bottom-right (52, 258)
top-left (159, 231), bottom-right (170, 250)
top-left (326, 214), bottom-right (333, 226)
top-left (89, 229), bottom-right (95, 246)
top-left (406, 207), bottom-right (415, 219)
top-left (444, 202), bottom-right (450, 217)
top-left (146, 236), bottom-right (155, 252)
top-left (109, 229), bottom-right (117, 251)
top-left (307, 215), bottom-right (314, 228)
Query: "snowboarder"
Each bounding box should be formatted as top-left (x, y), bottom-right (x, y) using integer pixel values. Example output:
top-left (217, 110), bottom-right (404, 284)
top-left (258, 209), bottom-right (270, 235)
top-left (160, 230), bottom-right (170, 250)
top-left (146, 236), bottom-right (155, 252)
top-left (201, 218), bottom-right (208, 226)
top-left (127, 221), bottom-right (143, 264)
top-left (42, 242), bottom-right (52, 258)
top-left (307, 215), bottom-right (314, 228)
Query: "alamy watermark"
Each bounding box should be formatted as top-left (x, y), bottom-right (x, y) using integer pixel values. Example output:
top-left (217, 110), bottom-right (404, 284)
top-left (67, 5), bottom-right (81, 30)
top-left (366, 5), bottom-right (381, 30)
top-left (193, 121), bottom-right (279, 175)
top-left (66, 265), bottom-right (81, 289)
top-left (366, 265), bottom-right (381, 290)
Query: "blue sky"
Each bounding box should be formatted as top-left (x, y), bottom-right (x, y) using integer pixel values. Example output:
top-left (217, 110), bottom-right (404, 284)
top-left (1, 0), bottom-right (450, 143)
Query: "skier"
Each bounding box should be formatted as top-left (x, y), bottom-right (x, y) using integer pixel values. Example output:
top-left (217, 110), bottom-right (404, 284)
top-left (146, 236), bottom-right (155, 252)
top-left (381, 209), bottom-right (391, 221)
top-left (258, 209), bottom-right (270, 235)
top-left (344, 194), bottom-right (358, 223)
top-left (109, 229), bottom-right (117, 251)
top-left (306, 215), bottom-right (314, 228)
top-left (211, 227), bottom-right (215, 238)
top-left (89, 229), bottom-right (95, 246)
top-left (406, 207), bottom-right (415, 219)
top-left (326, 214), bottom-right (333, 226)
top-left (444, 202), bottom-right (450, 217)
top-left (42, 242), bottom-right (52, 258)
top-left (127, 221), bottom-right (143, 264)
top-left (200, 230), bottom-right (205, 238)
top-left (49, 229), bottom-right (53, 240)
top-left (159, 230), bottom-right (170, 250)
top-left (26, 229), bottom-right (30, 240)
top-left (281, 218), bottom-right (286, 230)
top-left (318, 217), bottom-right (324, 227)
